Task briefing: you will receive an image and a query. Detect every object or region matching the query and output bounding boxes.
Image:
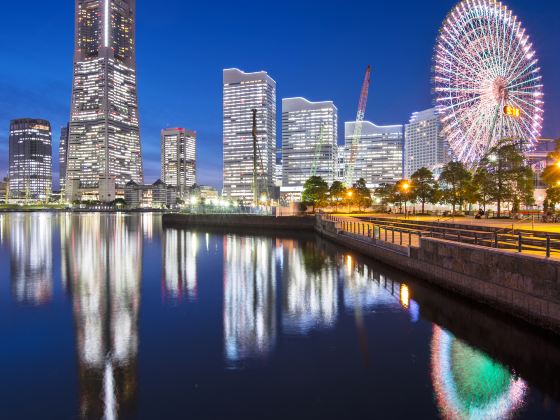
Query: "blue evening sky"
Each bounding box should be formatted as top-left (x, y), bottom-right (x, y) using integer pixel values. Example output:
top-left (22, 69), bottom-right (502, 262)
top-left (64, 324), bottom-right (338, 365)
top-left (0, 0), bottom-right (558, 189)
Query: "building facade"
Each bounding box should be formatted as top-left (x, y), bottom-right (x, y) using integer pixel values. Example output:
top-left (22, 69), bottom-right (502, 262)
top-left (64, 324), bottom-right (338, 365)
top-left (281, 98), bottom-right (337, 201)
top-left (125, 180), bottom-right (176, 208)
top-left (404, 108), bottom-right (450, 178)
top-left (59, 124), bottom-right (69, 194)
top-left (161, 128), bottom-right (196, 198)
top-left (223, 68), bottom-right (276, 203)
top-left (66, 0), bottom-right (144, 202)
top-left (8, 119), bottom-right (52, 200)
top-left (344, 121), bottom-right (403, 188)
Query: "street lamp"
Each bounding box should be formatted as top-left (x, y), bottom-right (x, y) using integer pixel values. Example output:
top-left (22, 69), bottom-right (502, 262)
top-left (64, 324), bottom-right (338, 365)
top-left (347, 190), bottom-right (353, 214)
top-left (401, 181), bottom-right (411, 218)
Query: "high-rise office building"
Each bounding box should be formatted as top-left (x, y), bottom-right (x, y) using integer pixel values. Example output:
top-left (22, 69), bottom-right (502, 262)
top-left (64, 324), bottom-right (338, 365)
top-left (223, 68), bottom-right (276, 203)
top-left (8, 119), bottom-right (52, 200)
top-left (161, 128), bottom-right (196, 198)
top-left (59, 124), bottom-right (69, 194)
top-left (344, 121), bottom-right (403, 188)
top-left (404, 108), bottom-right (450, 178)
top-left (66, 0), bottom-right (143, 202)
top-left (281, 98), bottom-right (337, 200)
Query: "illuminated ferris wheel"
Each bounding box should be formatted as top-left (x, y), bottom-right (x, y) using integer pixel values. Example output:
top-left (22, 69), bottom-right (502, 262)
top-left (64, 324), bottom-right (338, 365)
top-left (434, 0), bottom-right (544, 167)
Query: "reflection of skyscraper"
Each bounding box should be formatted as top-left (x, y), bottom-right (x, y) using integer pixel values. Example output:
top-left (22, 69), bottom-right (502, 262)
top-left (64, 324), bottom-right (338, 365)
top-left (62, 213), bottom-right (142, 418)
top-left (8, 213), bottom-right (53, 305)
top-left (281, 239), bottom-right (337, 333)
top-left (66, 0), bottom-right (144, 202)
top-left (342, 256), bottom-right (410, 311)
top-left (162, 229), bottom-right (198, 302)
top-left (223, 235), bottom-right (276, 363)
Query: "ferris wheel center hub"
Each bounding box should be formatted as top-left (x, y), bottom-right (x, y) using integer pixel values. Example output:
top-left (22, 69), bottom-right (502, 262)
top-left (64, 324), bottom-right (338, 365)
top-left (492, 78), bottom-right (509, 102)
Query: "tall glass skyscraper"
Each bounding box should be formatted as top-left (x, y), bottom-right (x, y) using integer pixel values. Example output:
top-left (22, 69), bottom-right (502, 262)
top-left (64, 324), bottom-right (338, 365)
top-left (404, 108), bottom-right (450, 178)
top-left (66, 0), bottom-right (143, 202)
top-left (59, 124), bottom-right (69, 194)
top-left (281, 97), bottom-right (337, 201)
top-left (8, 118), bottom-right (52, 200)
top-left (344, 121), bottom-right (403, 188)
top-left (161, 128), bottom-right (197, 198)
top-left (223, 68), bottom-right (276, 203)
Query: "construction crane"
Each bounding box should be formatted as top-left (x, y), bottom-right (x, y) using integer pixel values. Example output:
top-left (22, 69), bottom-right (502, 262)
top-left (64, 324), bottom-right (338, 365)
top-left (344, 65), bottom-right (372, 187)
top-left (310, 123), bottom-right (326, 178)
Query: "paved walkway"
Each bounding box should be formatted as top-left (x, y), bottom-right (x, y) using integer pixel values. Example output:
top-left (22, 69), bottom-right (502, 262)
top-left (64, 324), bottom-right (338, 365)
top-left (345, 213), bottom-right (560, 233)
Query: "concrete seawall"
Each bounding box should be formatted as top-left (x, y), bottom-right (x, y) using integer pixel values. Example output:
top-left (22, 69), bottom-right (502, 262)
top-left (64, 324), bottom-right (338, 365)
top-left (163, 213), bottom-right (316, 231)
top-left (315, 216), bottom-right (560, 333)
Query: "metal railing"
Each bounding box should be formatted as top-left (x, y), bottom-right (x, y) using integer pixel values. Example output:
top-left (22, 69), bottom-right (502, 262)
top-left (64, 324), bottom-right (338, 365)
top-left (321, 214), bottom-right (560, 258)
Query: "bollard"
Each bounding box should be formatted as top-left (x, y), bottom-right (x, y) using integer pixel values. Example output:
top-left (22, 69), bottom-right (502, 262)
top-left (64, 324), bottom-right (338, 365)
top-left (518, 233), bottom-right (522, 253)
top-left (494, 233), bottom-right (498, 248)
top-left (409, 232), bottom-right (412, 246)
top-left (474, 233), bottom-right (478, 245)
top-left (400, 231), bottom-right (403, 246)
top-left (547, 235), bottom-right (551, 258)
top-left (392, 228), bottom-right (395, 243)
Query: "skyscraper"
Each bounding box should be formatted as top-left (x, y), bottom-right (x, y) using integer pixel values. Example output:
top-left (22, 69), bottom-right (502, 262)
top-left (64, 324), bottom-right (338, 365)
top-left (161, 128), bottom-right (196, 198)
top-left (404, 108), bottom-right (450, 178)
top-left (344, 121), bottom-right (403, 187)
top-left (281, 98), bottom-right (337, 201)
top-left (223, 68), bottom-right (276, 203)
top-left (8, 118), bottom-right (52, 200)
top-left (66, 0), bottom-right (143, 202)
top-left (59, 124), bottom-right (69, 194)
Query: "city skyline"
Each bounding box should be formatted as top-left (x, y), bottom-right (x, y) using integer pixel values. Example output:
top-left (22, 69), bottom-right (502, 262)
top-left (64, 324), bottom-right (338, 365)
top-left (0, 0), bottom-right (558, 190)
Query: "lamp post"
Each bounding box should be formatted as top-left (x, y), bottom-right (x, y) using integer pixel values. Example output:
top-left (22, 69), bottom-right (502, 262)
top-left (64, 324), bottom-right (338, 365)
top-left (347, 190), bottom-right (353, 214)
top-left (401, 181), bottom-right (410, 219)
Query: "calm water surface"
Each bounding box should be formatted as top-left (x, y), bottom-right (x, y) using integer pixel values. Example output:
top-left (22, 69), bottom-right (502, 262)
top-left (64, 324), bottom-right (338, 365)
top-left (1, 212), bottom-right (560, 419)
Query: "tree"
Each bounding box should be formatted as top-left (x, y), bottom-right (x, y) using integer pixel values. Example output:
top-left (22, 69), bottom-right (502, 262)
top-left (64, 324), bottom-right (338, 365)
top-left (302, 176), bottom-right (329, 213)
top-left (329, 181), bottom-right (346, 210)
top-left (478, 140), bottom-right (533, 217)
top-left (410, 167), bottom-right (436, 214)
top-left (541, 139), bottom-right (560, 186)
top-left (546, 186), bottom-right (560, 210)
top-left (351, 178), bottom-right (373, 211)
top-left (439, 161), bottom-right (472, 213)
top-left (374, 183), bottom-right (396, 207)
top-left (472, 168), bottom-right (493, 211)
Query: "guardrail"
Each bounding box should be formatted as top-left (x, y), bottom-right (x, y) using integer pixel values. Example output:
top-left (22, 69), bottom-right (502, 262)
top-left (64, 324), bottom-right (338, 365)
top-left (322, 214), bottom-right (560, 258)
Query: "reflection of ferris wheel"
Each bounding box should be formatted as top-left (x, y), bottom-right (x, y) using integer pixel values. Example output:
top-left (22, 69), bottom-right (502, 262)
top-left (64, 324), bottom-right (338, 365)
top-left (434, 0), bottom-right (544, 167)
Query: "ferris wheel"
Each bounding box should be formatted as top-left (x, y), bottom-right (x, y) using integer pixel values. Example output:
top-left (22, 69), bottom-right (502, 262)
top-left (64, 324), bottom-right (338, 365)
top-left (434, 0), bottom-right (544, 167)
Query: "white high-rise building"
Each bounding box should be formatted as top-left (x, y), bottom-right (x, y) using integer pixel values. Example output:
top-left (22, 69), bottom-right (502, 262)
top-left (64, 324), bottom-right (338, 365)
top-left (404, 108), bottom-right (450, 178)
top-left (66, 0), bottom-right (144, 202)
top-left (223, 68), bottom-right (276, 203)
top-left (161, 128), bottom-right (196, 198)
top-left (344, 121), bottom-right (403, 188)
top-left (281, 98), bottom-right (337, 200)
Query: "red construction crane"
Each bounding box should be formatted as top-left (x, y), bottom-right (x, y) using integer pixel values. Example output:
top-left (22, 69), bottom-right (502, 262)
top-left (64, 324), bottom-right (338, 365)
top-left (345, 65), bottom-right (371, 186)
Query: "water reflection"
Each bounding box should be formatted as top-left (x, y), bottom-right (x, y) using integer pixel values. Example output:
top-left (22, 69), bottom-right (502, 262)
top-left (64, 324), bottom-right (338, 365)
top-left (223, 235), bottom-right (276, 364)
top-left (62, 214), bottom-right (141, 418)
top-left (281, 239), bottom-right (337, 334)
top-left (162, 229), bottom-right (198, 302)
top-left (7, 213), bottom-right (53, 305)
top-left (431, 325), bottom-right (527, 419)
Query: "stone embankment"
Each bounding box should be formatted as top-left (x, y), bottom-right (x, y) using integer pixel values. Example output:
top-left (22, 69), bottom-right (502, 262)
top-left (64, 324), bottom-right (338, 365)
top-left (315, 215), bottom-right (560, 334)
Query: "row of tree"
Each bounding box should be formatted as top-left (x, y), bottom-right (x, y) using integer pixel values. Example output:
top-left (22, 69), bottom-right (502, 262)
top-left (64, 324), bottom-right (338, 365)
top-left (302, 139), bottom-right (536, 217)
